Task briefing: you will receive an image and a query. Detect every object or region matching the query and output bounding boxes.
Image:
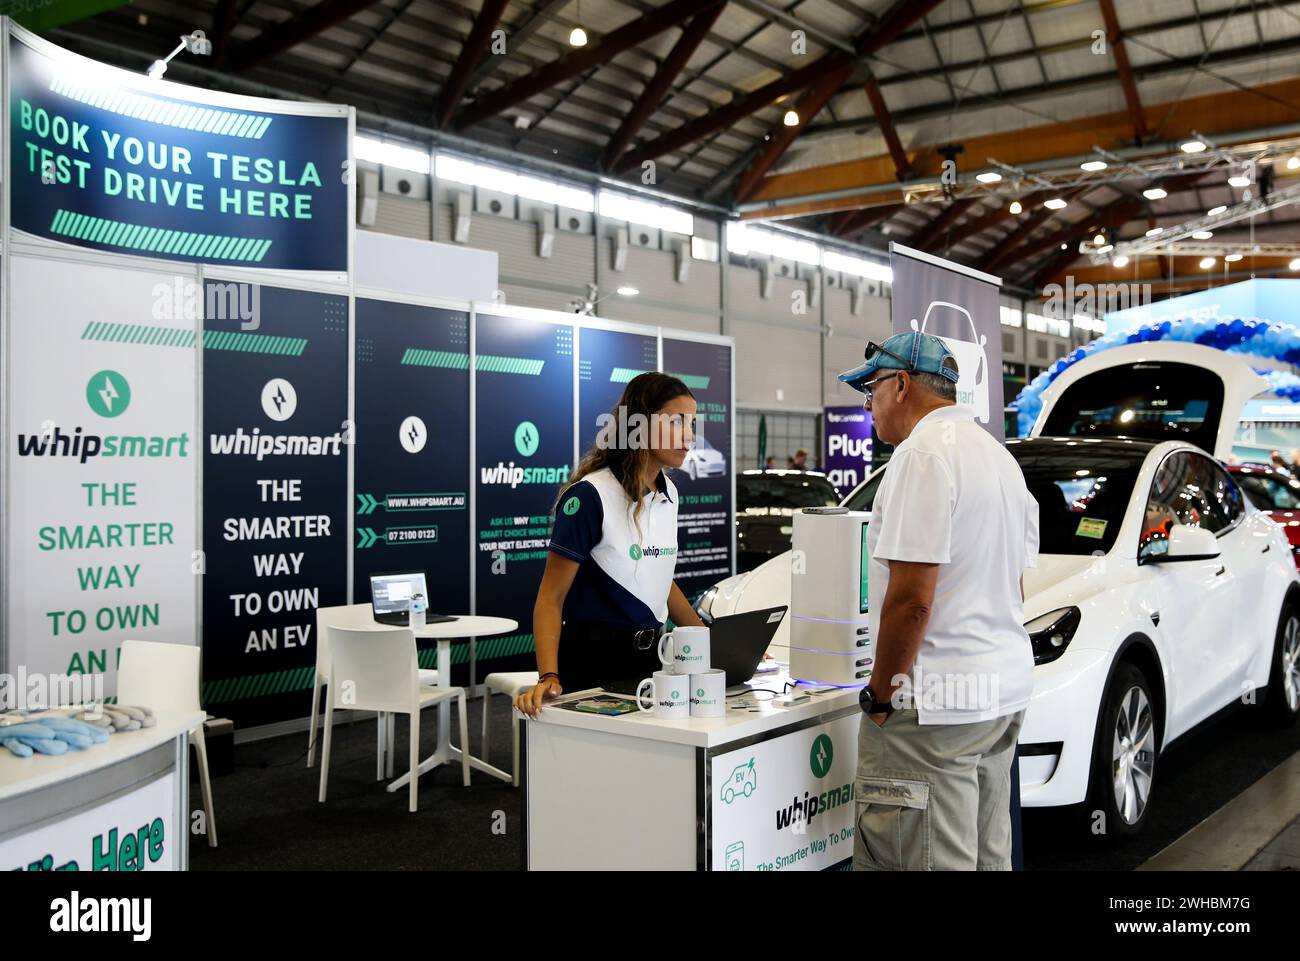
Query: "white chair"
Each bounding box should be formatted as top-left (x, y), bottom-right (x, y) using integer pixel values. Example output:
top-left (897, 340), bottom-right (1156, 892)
top-left (482, 671), bottom-right (539, 787)
top-left (310, 605), bottom-right (442, 779)
top-left (318, 625), bottom-right (469, 812)
top-left (116, 640), bottom-right (217, 847)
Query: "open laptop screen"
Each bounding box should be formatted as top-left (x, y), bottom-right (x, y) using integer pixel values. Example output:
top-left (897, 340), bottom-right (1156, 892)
top-left (370, 571), bottom-right (427, 617)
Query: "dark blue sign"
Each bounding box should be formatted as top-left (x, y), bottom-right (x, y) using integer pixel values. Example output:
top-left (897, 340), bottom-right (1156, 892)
top-left (662, 338), bottom-right (734, 601)
top-left (354, 299), bottom-right (470, 615)
top-left (578, 325), bottom-right (658, 452)
top-left (8, 33), bottom-right (349, 272)
top-left (202, 283), bottom-right (349, 727)
top-left (474, 313), bottom-right (573, 669)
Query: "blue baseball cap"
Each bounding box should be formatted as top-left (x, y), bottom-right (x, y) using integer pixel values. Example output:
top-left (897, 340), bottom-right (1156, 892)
top-left (837, 331), bottom-right (960, 394)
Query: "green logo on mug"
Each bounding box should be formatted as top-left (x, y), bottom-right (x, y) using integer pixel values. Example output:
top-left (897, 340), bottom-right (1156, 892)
top-left (697, 688), bottom-right (705, 698)
top-left (562, 496), bottom-right (580, 515)
top-left (629, 544), bottom-right (642, 560)
top-left (682, 645), bottom-right (691, 655)
top-left (671, 690), bottom-right (680, 699)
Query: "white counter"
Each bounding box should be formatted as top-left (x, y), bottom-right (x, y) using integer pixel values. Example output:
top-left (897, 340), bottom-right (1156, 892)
top-left (524, 675), bottom-right (864, 871)
top-left (0, 709), bottom-right (202, 871)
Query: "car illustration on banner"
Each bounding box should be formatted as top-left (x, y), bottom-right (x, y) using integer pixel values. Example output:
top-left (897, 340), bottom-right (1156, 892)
top-left (720, 758), bottom-right (756, 804)
top-left (696, 342), bottom-right (1300, 840)
top-left (910, 300), bottom-right (989, 423)
top-left (682, 431), bottom-right (727, 480)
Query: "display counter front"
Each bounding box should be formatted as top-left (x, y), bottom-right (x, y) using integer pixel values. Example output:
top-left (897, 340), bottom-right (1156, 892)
top-left (0, 709), bottom-right (203, 871)
top-left (523, 677), bottom-right (861, 871)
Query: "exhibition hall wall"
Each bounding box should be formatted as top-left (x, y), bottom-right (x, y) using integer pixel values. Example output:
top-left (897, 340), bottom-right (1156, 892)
top-left (0, 24), bottom-right (735, 733)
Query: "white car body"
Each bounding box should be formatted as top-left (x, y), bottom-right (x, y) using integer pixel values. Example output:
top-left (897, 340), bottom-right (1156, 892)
top-left (682, 437), bottom-right (726, 480)
top-left (700, 342), bottom-right (1300, 822)
top-left (911, 300), bottom-right (989, 424)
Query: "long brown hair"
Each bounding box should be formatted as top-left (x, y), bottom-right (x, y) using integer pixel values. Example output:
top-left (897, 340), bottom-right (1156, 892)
top-left (558, 372), bottom-right (694, 539)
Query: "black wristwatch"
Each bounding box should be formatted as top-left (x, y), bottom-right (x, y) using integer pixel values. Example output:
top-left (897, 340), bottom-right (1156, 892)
top-left (859, 685), bottom-right (895, 716)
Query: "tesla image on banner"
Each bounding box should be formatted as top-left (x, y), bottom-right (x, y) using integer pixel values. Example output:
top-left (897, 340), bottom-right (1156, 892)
top-left (475, 313), bottom-right (574, 669)
top-left (822, 407), bottom-right (872, 494)
top-left (7, 26), bottom-right (350, 274)
top-left (5, 256), bottom-right (197, 696)
top-left (889, 243), bottom-right (1003, 440)
top-left (203, 283), bottom-right (348, 727)
top-left (662, 337), bottom-right (734, 600)
top-left (578, 325), bottom-right (659, 450)
top-left (354, 299), bottom-right (470, 615)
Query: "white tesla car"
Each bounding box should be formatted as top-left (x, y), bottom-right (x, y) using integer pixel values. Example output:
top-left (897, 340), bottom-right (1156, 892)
top-left (682, 432), bottom-right (727, 480)
top-left (698, 343), bottom-right (1300, 837)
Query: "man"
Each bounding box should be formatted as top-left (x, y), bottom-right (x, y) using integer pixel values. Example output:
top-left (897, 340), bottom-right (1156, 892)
top-left (838, 331), bottom-right (1038, 871)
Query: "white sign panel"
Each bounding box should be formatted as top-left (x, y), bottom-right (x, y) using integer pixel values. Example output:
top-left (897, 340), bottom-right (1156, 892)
top-left (710, 714), bottom-right (859, 871)
top-left (1, 772), bottom-right (178, 871)
top-left (6, 256), bottom-right (198, 696)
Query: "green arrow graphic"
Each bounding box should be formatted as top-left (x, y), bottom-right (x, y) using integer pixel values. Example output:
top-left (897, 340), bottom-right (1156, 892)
top-left (356, 493), bottom-right (379, 515)
top-left (356, 527), bottom-right (379, 549)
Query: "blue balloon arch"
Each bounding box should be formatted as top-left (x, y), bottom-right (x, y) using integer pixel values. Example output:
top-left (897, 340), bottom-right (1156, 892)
top-left (1010, 315), bottom-right (1300, 436)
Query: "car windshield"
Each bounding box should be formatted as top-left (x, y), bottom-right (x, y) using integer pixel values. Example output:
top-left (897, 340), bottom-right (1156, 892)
top-left (738, 472), bottom-right (839, 511)
top-left (840, 440), bottom-right (1145, 555)
top-left (1010, 440), bottom-right (1144, 555)
top-left (1039, 361), bottom-right (1224, 454)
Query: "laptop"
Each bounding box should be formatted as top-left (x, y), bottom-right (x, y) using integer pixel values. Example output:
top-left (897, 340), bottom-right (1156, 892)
top-left (368, 571), bottom-right (457, 626)
top-left (602, 606), bottom-right (787, 695)
top-left (708, 606), bottom-right (787, 687)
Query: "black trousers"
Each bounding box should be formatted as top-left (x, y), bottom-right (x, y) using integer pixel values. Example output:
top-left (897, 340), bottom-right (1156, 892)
top-left (558, 620), bottom-right (662, 693)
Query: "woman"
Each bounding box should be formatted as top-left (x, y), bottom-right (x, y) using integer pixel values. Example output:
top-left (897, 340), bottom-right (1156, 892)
top-left (515, 372), bottom-right (706, 718)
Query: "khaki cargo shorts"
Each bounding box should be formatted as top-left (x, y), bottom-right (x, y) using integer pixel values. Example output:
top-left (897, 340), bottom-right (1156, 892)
top-left (853, 708), bottom-right (1024, 871)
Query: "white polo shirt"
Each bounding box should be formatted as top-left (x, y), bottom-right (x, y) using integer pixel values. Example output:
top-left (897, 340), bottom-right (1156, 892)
top-left (865, 405), bottom-right (1038, 724)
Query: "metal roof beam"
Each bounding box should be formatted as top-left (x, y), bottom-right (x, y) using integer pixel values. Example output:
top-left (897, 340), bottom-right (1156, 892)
top-left (436, 0), bottom-right (510, 128)
top-left (229, 0), bottom-right (382, 72)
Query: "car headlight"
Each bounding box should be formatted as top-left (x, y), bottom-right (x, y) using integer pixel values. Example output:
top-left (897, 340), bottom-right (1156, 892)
top-left (1024, 607), bottom-right (1081, 665)
top-left (695, 586), bottom-right (719, 623)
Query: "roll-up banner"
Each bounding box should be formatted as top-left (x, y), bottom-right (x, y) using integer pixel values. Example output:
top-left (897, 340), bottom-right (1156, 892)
top-left (353, 297), bottom-right (471, 629)
top-left (6, 24), bottom-right (350, 275)
top-left (4, 256), bottom-right (197, 696)
top-left (201, 282), bottom-right (349, 726)
top-left (888, 243), bottom-right (1004, 441)
top-left (822, 407), bottom-right (872, 496)
top-left (662, 336), bottom-right (734, 601)
top-left (474, 310), bottom-right (574, 671)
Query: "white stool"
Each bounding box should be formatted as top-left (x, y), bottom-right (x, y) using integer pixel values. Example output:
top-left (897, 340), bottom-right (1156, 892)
top-left (482, 671), bottom-right (539, 787)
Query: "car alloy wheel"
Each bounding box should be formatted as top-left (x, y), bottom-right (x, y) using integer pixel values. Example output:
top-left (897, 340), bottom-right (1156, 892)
top-left (1112, 686), bottom-right (1156, 825)
top-left (1282, 613), bottom-right (1300, 714)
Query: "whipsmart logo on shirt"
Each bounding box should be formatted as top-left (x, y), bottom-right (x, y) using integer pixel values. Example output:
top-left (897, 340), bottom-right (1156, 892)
top-left (629, 544), bottom-right (676, 560)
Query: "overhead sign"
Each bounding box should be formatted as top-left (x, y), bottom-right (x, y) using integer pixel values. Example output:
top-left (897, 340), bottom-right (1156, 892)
top-left (890, 243), bottom-right (1004, 440)
top-left (6, 25), bottom-right (350, 273)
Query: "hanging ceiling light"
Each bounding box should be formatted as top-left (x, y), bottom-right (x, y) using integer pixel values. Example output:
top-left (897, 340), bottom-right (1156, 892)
top-left (1288, 156), bottom-right (1300, 171)
top-left (1227, 168), bottom-right (1252, 187)
top-left (1199, 256), bottom-right (1216, 269)
top-left (783, 109), bottom-right (800, 127)
top-left (1180, 139), bottom-right (1207, 153)
top-left (1290, 258), bottom-right (1300, 271)
top-left (1192, 230), bottom-right (1214, 240)
top-left (1142, 186), bottom-right (1167, 200)
top-left (569, 25), bottom-right (588, 45)
top-left (1145, 226), bottom-right (1164, 236)
top-left (1044, 198), bottom-right (1068, 209)
top-left (1093, 233), bottom-right (1107, 246)
top-left (975, 171), bottom-right (1002, 183)
top-left (1208, 205), bottom-right (1227, 216)
top-left (1009, 199), bottom-right (1022, 215)
top-left (1080, 160), bottom-right (1108, 171)
top-left (1113, 255), bottom-right (1130, 267)
top-left (1224, 253), bottom-right (1243, 263)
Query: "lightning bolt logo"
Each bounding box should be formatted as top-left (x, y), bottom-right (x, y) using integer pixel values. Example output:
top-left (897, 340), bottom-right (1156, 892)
top-left (272, 384), bottom-right (286, 415)
top-left (98, 376), bottom-right (119, 412)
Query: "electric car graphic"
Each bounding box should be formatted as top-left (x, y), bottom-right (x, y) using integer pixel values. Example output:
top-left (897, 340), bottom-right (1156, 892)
top-left (720, 758), bottom-right (757, 804)
top-left (910, 300), bottom-right (989, 424)
top-left (682, 432), bottom-right (727, 480)
top-left (696, 342), bottom-right (1300, 839)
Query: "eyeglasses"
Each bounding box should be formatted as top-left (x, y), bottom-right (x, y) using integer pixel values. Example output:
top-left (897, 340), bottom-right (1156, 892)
top-left (861, 372), bottom-right (900, 406)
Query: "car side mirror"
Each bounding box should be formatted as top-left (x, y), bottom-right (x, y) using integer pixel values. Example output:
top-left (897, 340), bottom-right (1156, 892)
top-left (1144, 524), bottom-right (1221, 564)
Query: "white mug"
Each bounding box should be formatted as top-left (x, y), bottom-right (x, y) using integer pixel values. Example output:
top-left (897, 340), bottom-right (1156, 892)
top-left (689, 668), bottom-right (727, 718)
top-left (663, 625), bottom-right (710, 674)
top-left (636, 671), bottom-right (690, 719)
top-left (656, 633), bottom-right (676, 672)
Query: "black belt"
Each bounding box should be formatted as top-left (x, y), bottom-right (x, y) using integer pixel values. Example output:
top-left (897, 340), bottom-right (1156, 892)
top-left (565, 620), bottom-right (660, 651)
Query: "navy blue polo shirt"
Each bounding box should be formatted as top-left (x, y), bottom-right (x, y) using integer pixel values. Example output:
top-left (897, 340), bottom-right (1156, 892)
top-left (549, 464), bottom-right (680, 629)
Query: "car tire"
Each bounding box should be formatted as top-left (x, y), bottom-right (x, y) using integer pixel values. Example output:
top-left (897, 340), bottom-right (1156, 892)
top-left (1262, 602), bottom-right (1300, 725)
top-left (1085, 662), bottom-right (1158, 841)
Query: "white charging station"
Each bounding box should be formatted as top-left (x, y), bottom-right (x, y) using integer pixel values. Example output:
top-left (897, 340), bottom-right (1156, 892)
top-left (789, 508), bottom-right (872, 686)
